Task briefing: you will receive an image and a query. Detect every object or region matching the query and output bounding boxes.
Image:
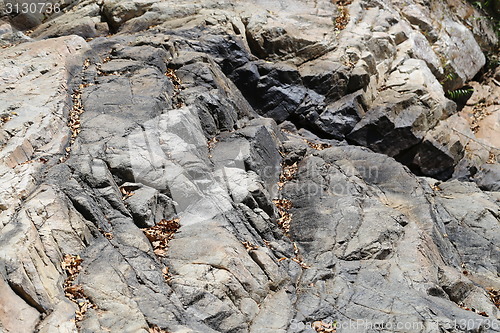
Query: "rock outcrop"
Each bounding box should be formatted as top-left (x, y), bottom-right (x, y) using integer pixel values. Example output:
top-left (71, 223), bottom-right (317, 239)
top-left (0, 0), bottom-right (499, 332)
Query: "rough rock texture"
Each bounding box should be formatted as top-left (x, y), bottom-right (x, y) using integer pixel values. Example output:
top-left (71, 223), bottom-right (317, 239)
top-left (0, 0), bottom-right (499, 332)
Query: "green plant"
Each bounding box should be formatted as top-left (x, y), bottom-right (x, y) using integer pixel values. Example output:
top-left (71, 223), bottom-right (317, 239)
top-left (446, 88), bottom-right (474, 100)
top-left (467, 0), bottom-right (500, 39)
top-left (439, 68), bottom-right (457, 86)
top-left (444, 72), bottom-right (457, 82)
top-left (473, 1), bottom-right (484, 9)
top-left (472, 0), bottom-right (493, 9)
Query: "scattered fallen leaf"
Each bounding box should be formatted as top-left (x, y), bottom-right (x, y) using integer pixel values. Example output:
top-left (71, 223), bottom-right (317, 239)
top-left (273, 198), bottom-right (293, 211)
top-left (334, 5), bottom-right (350, 31)
top-left (273, 199), bottom-right (293, 233)
top-left (1, 115), bottom-right (11, 123)
top-left (281, 162), bottom-right (298, 182)
top-left (291, 257), bottom-right (311, 269)
top-left (207, 136), bottom-right (218, 151)
top-left (165, 68), bottom-right (182, 87)
top-left (458, 303), bottom-right (489, 317)
top-left (60, 84), bottom-right (85, 163)
top-left (154, 248), bottom-right (166, 256)
top-left (273, 139), bottom-right (311, 269)
top-left (162, 266), bottom-right (171, 280)
top-left (61, 254), bottom-right (94, 321)
top-left (83, 58), bottom-right (91, 69)
top-left (313, 320), bottom-right (337, 332)
top-left (142, 218), bottom-right (181, 258)
top-left (148, 325), bottom-right (170, 333)
top-left (242, 241), bottom-right (258, 251)
top-left (486, 151), bottom-right (497, 164)
top-left (165, 68), bottom-right (184, 108)
top-left (120, 185), bottom-right (137, 200)
top-left (470, 102), bottom-right (491, 133)
top-left (303, 139), bottom-right (331, 151)
top-left (487, 288), bottom-right (499, 309)
top-left (431, 182), bottom-right (442, 191)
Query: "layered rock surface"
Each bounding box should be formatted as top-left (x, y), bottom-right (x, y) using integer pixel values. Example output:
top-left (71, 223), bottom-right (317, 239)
top-left (0, 0), bottom-right (499, 332)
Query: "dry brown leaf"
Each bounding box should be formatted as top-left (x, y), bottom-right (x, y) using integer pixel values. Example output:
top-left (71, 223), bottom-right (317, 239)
top-left (154, 249), bottom-right (166, 257)
top-left (61, 254), bottom-right (94, 321)
top-left (242, 241), bottom-right (258, 251)
top-left (165, 68), bottom-right (182, 87)
top-left (142, 218), bottom-right (181, 258)
top-left (487, 288), bottom-right (500, 309)
top-left (313, 320), bottom-right (337, 332)
top-left (149, 325), bottom-right (170, 333)
top-left (273, 199), bottom-right (293, 233)
top-left (280, 162), bottom-right (298, 183)
top-left (486, 152), bottom-right (497, 164)
top-left (335, 5), bottom-right (350, 31)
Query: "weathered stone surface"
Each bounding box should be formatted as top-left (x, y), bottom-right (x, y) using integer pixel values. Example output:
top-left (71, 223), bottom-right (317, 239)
top-left (283, 145), bottom-right (500, 329)
top-left (0, 38), bottom-right (89, 333)
top-left (122, 183), bottom-right (176, 227)
top-left (0, 19), bottom-right (31, 47)
top-left (102, 0), bottom-right (157, 32)
top-left (314, 90), bottom-right (366, 139)
top-left (30, 2), bottom-right (105, 39)
top-left (1, 0), bottom-right (499, 332)
top-left (0, 275), bottom-right (40, 333)
top-left (474, 164), bottom-right (500, 191)
top-left (395, 114), bottom-right (470, 179)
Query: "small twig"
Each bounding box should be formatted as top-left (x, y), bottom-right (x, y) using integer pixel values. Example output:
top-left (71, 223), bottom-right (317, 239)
top-left (451, 128), bottom-right (500, 151)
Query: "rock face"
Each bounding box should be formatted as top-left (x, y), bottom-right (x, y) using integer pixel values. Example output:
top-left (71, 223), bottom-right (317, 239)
top-left (0, 0), bottom-right (499, 332)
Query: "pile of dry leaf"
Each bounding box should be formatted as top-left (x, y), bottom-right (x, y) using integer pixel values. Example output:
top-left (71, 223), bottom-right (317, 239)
top-left (142, 218), bottom-right (181, 257)
top-left (273, 199), bottom-right (293, 233)
top-left (60, 59), bottom-right (92, 163)
top-left (165, 68), bottom-right (184, 108)
top-left (488, 288), bottom-right (500, 309)
top-left (305, 139), bottom-right (331, 151)
top-left (61, 254), bottom-right (93, 321)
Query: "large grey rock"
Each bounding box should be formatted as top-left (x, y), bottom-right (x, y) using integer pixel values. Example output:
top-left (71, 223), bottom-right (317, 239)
top-left (283, 145), bottom-right (500, 330)
top-left (102, 0), bottom-right (157, 32)
top-left (30, 2), bottom-right (106, 39)
top-left (0, 36), bottom-right (89, 331)
top-left (395, 114), bottom-right (471, 179)
top-left (0, 19), bottom-right (31, 47)
top-left (1, 0), bottom-right (499, 332)
top-left (314, 90), bottom-right (366, 139)
top-left (240, 0), bottom-right (337, 63)
top-left (0, 275), bottom-right (41, 332)
top-left (474, 164), bottom-right (500, 192)
top-left (122, 183), bottom-right (176, 228)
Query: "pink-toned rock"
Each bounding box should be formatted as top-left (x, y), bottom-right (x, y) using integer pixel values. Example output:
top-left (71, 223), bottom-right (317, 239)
top-left (0, 35), bottom-right (89, 331)
top-left (475, 109), bottom-right (500, 152)
top-left (0, 277), bottom-right (40, 333)
top-left (0, 35), bottom-right (89, 219)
